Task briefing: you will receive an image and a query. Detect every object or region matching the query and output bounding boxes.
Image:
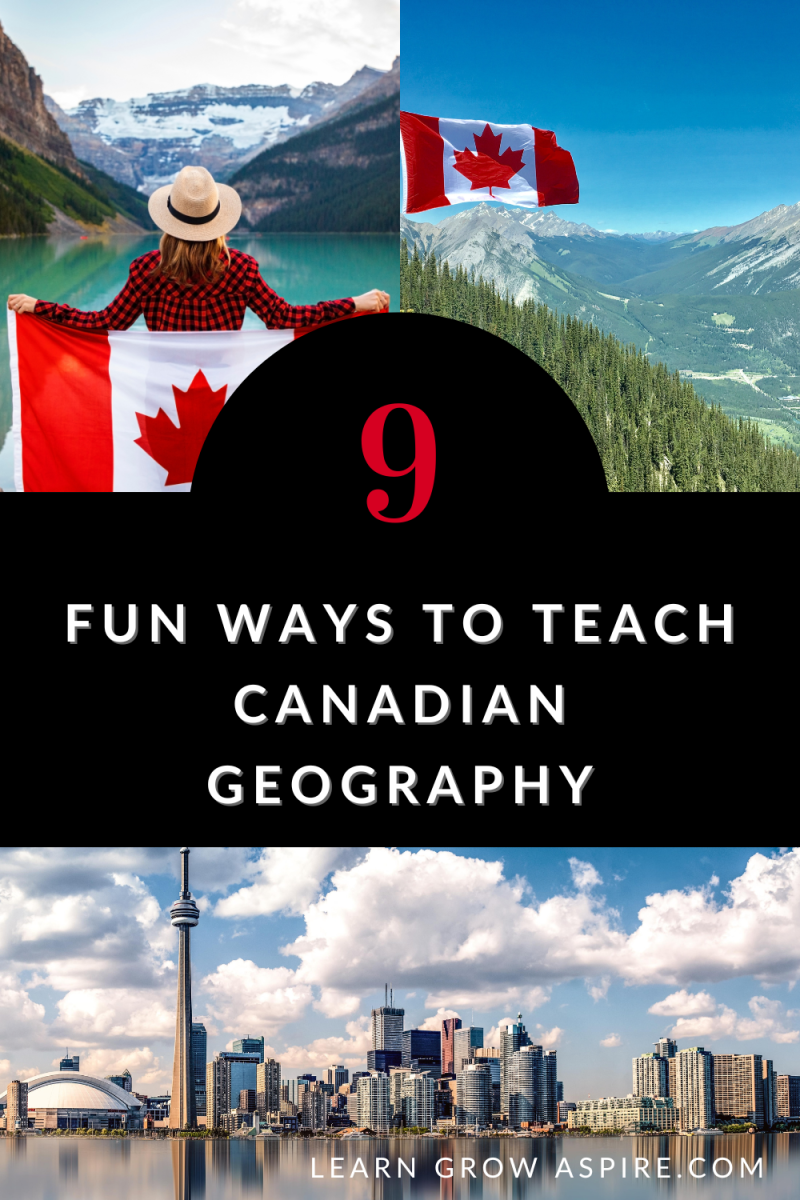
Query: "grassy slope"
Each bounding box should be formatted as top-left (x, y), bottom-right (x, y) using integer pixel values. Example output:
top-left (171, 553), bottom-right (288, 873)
top-left (77, 160), bottom-right (156, 230)
top-left (229, 95), bottom-right (399, 233)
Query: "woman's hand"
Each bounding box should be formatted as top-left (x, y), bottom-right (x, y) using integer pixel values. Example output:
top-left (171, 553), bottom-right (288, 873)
top-left (8, 295), bottom-right (38, 314)
top-left (353, 289), bottom-right (389, 313)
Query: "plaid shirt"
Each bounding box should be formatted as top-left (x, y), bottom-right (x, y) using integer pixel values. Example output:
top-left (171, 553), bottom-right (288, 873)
top-left (34, 248), bottom-right (355, 331)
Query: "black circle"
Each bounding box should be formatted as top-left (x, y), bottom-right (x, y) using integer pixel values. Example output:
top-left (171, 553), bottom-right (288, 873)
top-left (193, 313), bottom-right (606, 557)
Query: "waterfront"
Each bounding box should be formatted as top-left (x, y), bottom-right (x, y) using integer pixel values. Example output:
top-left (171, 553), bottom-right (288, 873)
top-left (0, 1135), bottom-right (797, 1200)
top-left (0, 233), bottom-right (399, 491)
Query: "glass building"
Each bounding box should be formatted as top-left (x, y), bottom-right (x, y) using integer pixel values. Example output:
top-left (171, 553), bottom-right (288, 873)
top-left (191, 1024), bottom-right (207, 1116)
top-left (457, 1064), bottom-right (492, 1127)
top-left (232, 1036), bottom-right (264, 1063)
top-left (453, 1026), bottom-right (484, 1072)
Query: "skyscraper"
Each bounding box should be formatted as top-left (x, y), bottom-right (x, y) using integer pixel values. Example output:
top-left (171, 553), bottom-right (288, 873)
top-left (776, 1075), bottom-right (800, 1119)
top-left (453, 1026), bottom-right (484, 1072)
top-left (205, 1052), bottom-right (262, 1128)
top-left (541, 1050), bottom-right (558, 1123)
top-left (7, 1081), bottom-right (28, 1130)
top-left (763, 1060), bottom-right (776, 1128)
top-left (232, 1036), bottom-right (265, 1062)
top-left (633, 1052), bottom-right (668, 1098)
top-left (501, 1014), bottom-right (531, 1115)
top-left (168, 847), bottom-right (200, 1130)
top-left (402, 1029), bottom-right (442, 1072)
top-left (442, 1017), bottom-right (462, 1075)
top-left (328, 1065), bottom-right (348, 1090)
top-left (59, 1052), bottom-right (79, 1071)
top-left (358, 1070), bottom-right (391, 1129)
top-left (508, 1045), bottom-right (541, 1126)
top-left (673, 1047), bottom-right (714, 1131)
top-left (457, 1063), bottom-right (492, 1127)
top-left (371, 987), bottom-right (405, 1052)
top-left (192, 1024), bottom-right (207, 1116)
top-left (256, 1059), bottom-right (282, 1114)
top-left (402, 1071), bottom-right (436, 1127)
top-left (713, 1054), bottom-right (765, 1128)
top-left (654, 1038), bottom-right (678, 1059)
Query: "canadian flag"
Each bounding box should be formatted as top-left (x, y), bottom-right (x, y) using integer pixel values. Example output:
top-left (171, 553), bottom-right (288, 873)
top-left (9, 313), bottom-right (317, 492)
top-left (400, 112), bottom-right (579, 214)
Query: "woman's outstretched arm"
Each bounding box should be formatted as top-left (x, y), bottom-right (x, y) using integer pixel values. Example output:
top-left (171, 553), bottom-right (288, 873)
top-left (247, 266), bottom-right (389, 328)
top-left (8, 263), bottom-right (145, 330)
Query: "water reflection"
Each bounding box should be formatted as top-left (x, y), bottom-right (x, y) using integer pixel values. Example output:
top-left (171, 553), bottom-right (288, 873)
top-left (0, 1134), bottom-right (797, 1200)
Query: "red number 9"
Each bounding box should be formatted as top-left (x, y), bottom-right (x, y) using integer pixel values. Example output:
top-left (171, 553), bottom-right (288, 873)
top-left (361, 403), bottom-right (436, 523)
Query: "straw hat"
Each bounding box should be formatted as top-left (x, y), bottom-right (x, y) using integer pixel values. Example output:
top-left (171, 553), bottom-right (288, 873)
top-left (148, 166), bottom-right (242, 241)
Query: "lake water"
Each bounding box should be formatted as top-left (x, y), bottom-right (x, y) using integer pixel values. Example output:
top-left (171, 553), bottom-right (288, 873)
top-left (0, 1134), bottom-right (796, 1200)
top-left (0, 233), bottom-right (400, 491)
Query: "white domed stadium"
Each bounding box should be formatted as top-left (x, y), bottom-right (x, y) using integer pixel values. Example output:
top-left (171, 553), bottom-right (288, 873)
top-left (0, 1071), bottom-right (144, 1131)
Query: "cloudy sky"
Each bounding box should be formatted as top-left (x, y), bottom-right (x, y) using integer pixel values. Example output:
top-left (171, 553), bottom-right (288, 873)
top-left (2, 0), bottom-right (398, 106)
top-left (1, 846), bottom-right (799, 1101)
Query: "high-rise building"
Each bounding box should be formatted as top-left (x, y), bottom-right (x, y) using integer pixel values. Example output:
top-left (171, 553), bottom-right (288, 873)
top-left (371, 987), bottom-right (405, 1052)
top-left (402, 1071), bottom-right (436, 1128)
top-left (762, 1060), bottom-right (776, 1128)
top-left (453, 1026), bottom-right (484, 1072)
top-left (327, 1065), bottom-right (348, 1090)
top-left (457, 1063), bottom-right (492, 1127)
top-left (357, 1070), bottom-right (391, 1129)
top-left (301, 1082), bottom-right (327, 1130)
top-left (713, 1054), bottom-right (765, 1128)
top-left (673, 1047), bottom-right (714, 1130)
top-left (367, 1049), bottom-right (402, 1074)
top-left (501, 1013), bottom-right (531, 1114)
top-left (191, 1024), bottom-right (207, 1116)
top-left (471, 1053), bottom-right (501, 1114)
top-left (402, 1029), bottom-right (441, 1072)
top-left (7, 1081), bottom-right (28, 1130)
top-left (232, 1036), bottom-right (264, 1063)
top-left (59, 1053), bottom-right (80, 1072)
top-left (442, 1017), bottom-right (462, 1075)
top-left (776, 1075), bottom-right (800, 1119)
top-left (654, 1038), bottom-right (678, 1059)
top-left (205, 1052), bottom-right (261, 1128)
top-left (633, 1052), bottom-right (668, 1098)
top-left (558, 1100), bottom-right (576, 1123)
top-left (508, 1044), bottom-right (542, 1126)
top-left (389, 1067), bottom-right (412, 1119)
top-left (556, 1080), bottom-right (564, 1103)
top-left (541, 1050), bottom-right (558, 1123)
top-left (256, 1059), bottom-right (281, 1114)
top-left (168, 847), bottom-right (200, 1130)
top-left (105, 1070), bottom-right (132, 1092)
top-left (238, 1089), bottom-right (256, 1112)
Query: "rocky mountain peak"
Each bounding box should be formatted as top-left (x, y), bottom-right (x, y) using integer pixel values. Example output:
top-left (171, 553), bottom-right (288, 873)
top-left (0, 20), bottom-right (82, 173)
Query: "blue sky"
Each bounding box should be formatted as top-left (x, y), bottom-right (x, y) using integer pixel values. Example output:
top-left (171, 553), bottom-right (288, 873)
top-left (1, 846), bottom-right (799, 1101)
top-left (401, 0), bottom-right (800, 232)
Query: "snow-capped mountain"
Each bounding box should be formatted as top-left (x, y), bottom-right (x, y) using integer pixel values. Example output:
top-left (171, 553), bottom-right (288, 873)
top-left (45, 66), bottom-right (386, 193)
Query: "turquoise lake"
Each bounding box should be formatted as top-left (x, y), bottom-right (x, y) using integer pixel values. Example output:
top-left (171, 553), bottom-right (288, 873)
top-left (0, 233), bottom-right (400, 492)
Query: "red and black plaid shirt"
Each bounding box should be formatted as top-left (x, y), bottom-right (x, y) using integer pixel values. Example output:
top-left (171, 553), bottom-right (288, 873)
top-left (34, 248), bottom-right (355, 331)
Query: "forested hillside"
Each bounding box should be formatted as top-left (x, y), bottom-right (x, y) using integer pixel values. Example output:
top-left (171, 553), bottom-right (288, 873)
top-left (401, 242), bottom-right (800, 492)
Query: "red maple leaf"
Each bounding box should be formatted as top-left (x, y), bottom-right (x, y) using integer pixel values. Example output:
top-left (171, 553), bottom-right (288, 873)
top-left (134, 370), bottom-right (227, 486)
top-left (452, 123), bottom-right (526, 196)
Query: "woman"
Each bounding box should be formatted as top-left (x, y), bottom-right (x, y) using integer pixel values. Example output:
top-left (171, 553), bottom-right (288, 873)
top-left (7, 165), bottom-right (389, 327)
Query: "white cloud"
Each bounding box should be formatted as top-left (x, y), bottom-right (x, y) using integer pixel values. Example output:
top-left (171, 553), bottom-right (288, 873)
top-left (669, 996), bottom-right (799, 1044)
top-left (200, 960), bottom-right (313, 1035)
top-left (214, 848), bottom-right (367, 919)
top-left (54, 987), bottom-right (176, 1045)
top-left (56, 1046), bottom-right (170, 1092)
top-left (535, 1024), bottom-right (564, 1049)
top-left (569, 858), bottom-right (603, 890)
top-left (0, 971), bottom-right (49, 1051)
top-left (649, 989), bottom-right (717, 1016)
top-left (278, 1018), bottom-right (372, 1073)
top-left (601, 1033), bottom-right (622, 1047)
top-left (419, 1007), bottom-right (461, 1032)
top-left (587, 976), bottom-right (611, 1001)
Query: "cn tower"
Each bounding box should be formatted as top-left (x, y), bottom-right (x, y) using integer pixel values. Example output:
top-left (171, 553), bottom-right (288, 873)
top-left (168, 847), bottom-right (200, 1129)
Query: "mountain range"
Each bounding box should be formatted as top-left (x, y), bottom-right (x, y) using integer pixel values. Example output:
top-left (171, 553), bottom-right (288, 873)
top-left (402, 202), bottom-right (800, 450)
top-left (45, 64), bottom-right (391, 194)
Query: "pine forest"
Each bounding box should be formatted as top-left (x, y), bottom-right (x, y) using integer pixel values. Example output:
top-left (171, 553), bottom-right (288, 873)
top-left (400, 241), bottom-right (800, 492)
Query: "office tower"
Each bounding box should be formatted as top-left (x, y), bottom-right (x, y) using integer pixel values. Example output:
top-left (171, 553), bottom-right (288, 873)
top-left (713, 1054), bottom-right (765, 1128)
top-left (633, 1052), bottom-right (668, 1097)
top-left (239, 1089), bottom-right (256, 1112)
top-left (673, 1047), bottom-right (714, 1130)
top-left (442, 1017), bottom-right (462, 1075)
top-left (106, 1070), bottom-right (132, 1091)
top-left (7, 1081), bottom-right (28, 1130)
top-left (540, 1050), bottom-right (558, 1123)
top-left (508, 1044), bottom-right (542, 1126)
top-left (169, 847), bottom-right (200, 1130)
top-left (402, 1071), bottom-right (436, 1127)
top-left (256, 1059), bottom-right (281, 1114)
top-left (501, 1013), bottom-right (531, 1114)
top-left (389, 1067), bottom-right (412, 1118)
top-left (471, 1052), bottom-right (501, 1114)
top-left (59, 1052), bottom-right (80, 1072)
top-left (205, 1052), bottom-right (262, 1127)
top-left (762, 1060), bottom-right (776, 1128)
top-left (232, 1036), bottom-right (265, 1063)
top-left (556, 1080), bottom-right (564, 1103)
top-left (368, 1049), bottom-right (402, 1074)
top-left (776, 1075), bottom-right (800, 1119)
top-left (371, 986), bottom-right (405, 1051)
top-left (191, 1024), bottom-right (207, 1116)
top-left (357, 1070), bottom-right (391, 1129)
top-left (301, 1082), bottom-right (326, 1130)
top-left (654, 1037), bottom-right (678, 1058)
top-left (457, 1063), bottom-right (492, 1127)
top-left (453, 1026), bottom-right (484, 1072)
top-left (327, 1065), bottom-right (348, 1090)
top-left (402, 1029), bottom-right (442, 1072)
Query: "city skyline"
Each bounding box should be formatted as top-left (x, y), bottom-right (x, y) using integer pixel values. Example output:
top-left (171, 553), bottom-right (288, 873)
top-left (1, 846), bottom-right (799, 1102)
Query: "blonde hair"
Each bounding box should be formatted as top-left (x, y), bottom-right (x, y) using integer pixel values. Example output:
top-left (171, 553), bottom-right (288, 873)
top-left (153, 233), bottom-right (231, 286)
